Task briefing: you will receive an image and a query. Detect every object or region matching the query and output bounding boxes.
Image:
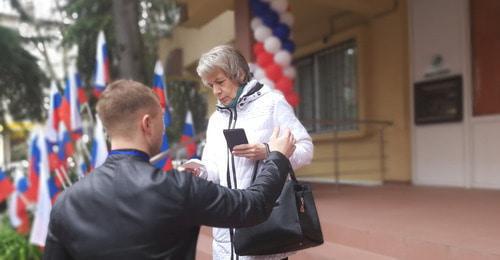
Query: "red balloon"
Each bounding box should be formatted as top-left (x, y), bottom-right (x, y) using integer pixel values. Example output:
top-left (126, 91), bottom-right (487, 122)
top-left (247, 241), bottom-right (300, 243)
top-left (265, 63), bottom-right (283, 82)
top-left (276, 77), bottom-right (293, 95)
top-left (286, 91), bottom-right (300, 107)
top-left (253, 42), bottom-right (265, 56)
top-left (257, 52), bottom-right (274, 68)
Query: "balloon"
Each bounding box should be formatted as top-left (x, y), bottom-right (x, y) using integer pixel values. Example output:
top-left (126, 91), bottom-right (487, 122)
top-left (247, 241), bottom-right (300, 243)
top-left (254, 25), bottom-right (272, 42)
top-left (264, 36), bottom-right (282, 54)
top-left (282, 39), bottom-right (295, 53)
top-left (274, 50), bottom-right (292, 67)
top-left (250, 0), bottom-right (267, 16)
top-left (271, 0), bottom-right (288, 13)
top-left (276, 76), bottom-right (293, 95)
top-left (261, 77), bottom-right (275, 89)
top-left (265, 63), bottom-right (283, 82)
top-left (253, 42), bottom-right (265, 56)
top-left (280, 13), bottom-right (294, 26)
top-left (272, 23), bottom-right (290, 40)
top-left (253, 67), bottom-right (266, 80)
top-left (261, 9), bottom-right (279, 28)
top-left (283, 66), bottom-right (296, 79)
top-left (251, 17), bottom-right (263, 30)
top-left (257, 51), bottom-right (274, 68)
top-left (286, 91), bottom-right (300, 107)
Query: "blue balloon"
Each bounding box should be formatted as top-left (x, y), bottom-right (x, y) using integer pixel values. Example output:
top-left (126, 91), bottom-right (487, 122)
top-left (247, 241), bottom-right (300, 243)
top-left (251, 0), bottom-right (268, 17)
top-left (272, 23), bottom-right (290, 41)
top-left (282, 40), bottom-right (296, 53)
top-left (262, 10), bottom-right (279, 28)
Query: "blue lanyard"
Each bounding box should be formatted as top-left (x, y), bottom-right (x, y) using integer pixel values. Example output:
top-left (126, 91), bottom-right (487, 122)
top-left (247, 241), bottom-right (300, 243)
top-left (109, 149), bottom-right (150, 162)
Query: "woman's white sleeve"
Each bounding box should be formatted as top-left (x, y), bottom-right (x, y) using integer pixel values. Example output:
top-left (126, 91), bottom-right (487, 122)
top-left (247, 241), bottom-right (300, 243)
top-left (273, 94), bottom-right (314, 170)
top-left (201, 118), bottom-right (220, 184)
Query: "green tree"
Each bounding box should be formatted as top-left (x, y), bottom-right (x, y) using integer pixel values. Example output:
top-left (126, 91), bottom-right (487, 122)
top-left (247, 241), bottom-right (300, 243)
top-left (0, 26), bottom-right (47, 124)
top-left (62, 0), bottom-right (180, 86)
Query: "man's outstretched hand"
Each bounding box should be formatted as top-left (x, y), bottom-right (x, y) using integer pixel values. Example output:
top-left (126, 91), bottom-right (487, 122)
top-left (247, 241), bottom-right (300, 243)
top-left (268, 127), bottom-right (296, 158)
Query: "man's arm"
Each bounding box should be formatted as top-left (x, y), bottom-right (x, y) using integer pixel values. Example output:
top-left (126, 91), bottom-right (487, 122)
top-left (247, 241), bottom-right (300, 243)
top-left (186, 151), bottom-right (290, 228)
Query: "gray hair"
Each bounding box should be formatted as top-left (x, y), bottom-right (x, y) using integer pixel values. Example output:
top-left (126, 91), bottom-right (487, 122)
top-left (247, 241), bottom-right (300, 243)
top-left (196, 45), bottom-right (251, 86)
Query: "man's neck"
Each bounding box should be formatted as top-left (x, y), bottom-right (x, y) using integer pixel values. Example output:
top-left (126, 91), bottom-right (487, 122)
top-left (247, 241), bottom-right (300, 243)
top-left (111, 137), bottom-right (151, 156)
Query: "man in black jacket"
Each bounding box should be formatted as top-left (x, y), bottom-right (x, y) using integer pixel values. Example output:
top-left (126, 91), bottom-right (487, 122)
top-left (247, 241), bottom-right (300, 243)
top-left (43, 80), bottom-right (296, 260)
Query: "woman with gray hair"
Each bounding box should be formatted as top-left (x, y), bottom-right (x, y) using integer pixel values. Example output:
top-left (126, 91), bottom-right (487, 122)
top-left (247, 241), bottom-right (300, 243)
top-left (193, 45), bottom-right (313, 260)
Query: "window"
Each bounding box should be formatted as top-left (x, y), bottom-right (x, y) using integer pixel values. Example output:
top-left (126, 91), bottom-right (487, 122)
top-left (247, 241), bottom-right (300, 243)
top-left (295, 39), bottom-right (358, 133)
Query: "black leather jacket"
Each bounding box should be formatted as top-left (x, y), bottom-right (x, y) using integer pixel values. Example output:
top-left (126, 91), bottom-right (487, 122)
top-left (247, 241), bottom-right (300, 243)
top-left (43, 150), bottom-right (290, 260)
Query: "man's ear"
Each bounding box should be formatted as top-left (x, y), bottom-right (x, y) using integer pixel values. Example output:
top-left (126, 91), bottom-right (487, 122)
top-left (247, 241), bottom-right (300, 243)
top-left (141, 114), bottom-right (151, 134)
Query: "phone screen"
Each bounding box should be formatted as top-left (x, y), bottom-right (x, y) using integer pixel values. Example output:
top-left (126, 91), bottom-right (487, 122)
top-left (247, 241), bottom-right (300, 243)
top-left (223, 128), bottom-right (249, 151)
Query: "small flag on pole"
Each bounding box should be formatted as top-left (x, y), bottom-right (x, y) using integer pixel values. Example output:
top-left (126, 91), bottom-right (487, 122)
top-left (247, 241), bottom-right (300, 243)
top-left (181, 111), bottom-right (196, 158)
top-left (94, 31), bottom-right (110, 97)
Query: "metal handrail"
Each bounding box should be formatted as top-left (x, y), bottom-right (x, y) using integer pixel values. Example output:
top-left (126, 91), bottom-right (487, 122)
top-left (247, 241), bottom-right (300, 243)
top-left (299, 119), bottom-right (393, 187)
top-left (150, 119), bottom-right (393, 188)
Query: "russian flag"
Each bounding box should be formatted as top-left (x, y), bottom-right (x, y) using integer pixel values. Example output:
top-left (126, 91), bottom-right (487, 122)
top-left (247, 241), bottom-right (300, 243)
top-left (8, 171), bottom-right (30, 234)
top-left (47, 82), bottom-right (62, 133)
top-left (57, 122), bottom-right (74, 164)
top-left (94, 31), bottom-right (110, 97)
top-left (76, 73), bottom-right (87, 105)
top-left (25, 134), bottom-right (40, 202)
top-left (153, 61), bottom-right (171, 127)
top-left (77, 155), bottom-right (88, 178)
top-left (29, 130), bottom-right (53, 247)
top-left (0, 169), bottom-right (14, 203)
top-left (153, 132), bottom-right (173, 172)
top-left (90, 115), bottom-right (108, 169)
top-left (181, 111), bottom-right (197, 158)
top-left (47, 176), bottom-right (61, 205)
top-left (60, 66), bottom-right (83, 139)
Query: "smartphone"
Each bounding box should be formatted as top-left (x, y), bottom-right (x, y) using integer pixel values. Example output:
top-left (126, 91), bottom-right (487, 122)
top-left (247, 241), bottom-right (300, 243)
top-left (223, 128), bottom-right (249, 151)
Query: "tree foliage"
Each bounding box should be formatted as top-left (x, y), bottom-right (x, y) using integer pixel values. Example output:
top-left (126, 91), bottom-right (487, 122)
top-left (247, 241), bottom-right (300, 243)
top-left (0, 26), bottom-right (47, 124)
top-left (62, 0), bottom-right (180, 86)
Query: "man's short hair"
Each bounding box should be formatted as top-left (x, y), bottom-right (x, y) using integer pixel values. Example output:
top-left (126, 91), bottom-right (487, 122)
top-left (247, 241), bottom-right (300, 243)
top-left (96, 80), bottom-right (161, 138)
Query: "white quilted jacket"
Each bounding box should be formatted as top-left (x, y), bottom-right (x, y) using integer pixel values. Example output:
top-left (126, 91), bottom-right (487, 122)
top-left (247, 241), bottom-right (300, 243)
top-left (201, 79), bottom-right (314, 260)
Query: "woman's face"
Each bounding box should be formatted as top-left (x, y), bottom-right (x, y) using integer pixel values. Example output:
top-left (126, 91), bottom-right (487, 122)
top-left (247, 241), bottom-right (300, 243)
top-left (203, 68), bottom-right (240, 106)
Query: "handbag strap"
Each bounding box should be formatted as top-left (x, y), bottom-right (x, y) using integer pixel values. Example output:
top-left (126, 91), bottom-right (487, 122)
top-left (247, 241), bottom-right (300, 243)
top-left (251, 157), bottom-right (296, 183)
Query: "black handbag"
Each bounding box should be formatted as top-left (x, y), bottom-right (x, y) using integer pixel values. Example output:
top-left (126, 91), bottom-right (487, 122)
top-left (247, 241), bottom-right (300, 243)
top-left (233, 161), bottom-right (324, 256)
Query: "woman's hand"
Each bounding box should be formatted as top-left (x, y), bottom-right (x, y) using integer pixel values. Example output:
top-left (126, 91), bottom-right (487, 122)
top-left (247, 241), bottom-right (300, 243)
top-left (232, 143), bottom-right (268, 160)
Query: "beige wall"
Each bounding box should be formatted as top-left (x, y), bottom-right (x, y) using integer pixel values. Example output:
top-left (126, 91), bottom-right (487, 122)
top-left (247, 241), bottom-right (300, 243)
top-left (158, 10), bottom-right (235, 71)
top-left (158, 0), bottom-right (411, 183)
top-left (293, 0), bottom-right (411, 183)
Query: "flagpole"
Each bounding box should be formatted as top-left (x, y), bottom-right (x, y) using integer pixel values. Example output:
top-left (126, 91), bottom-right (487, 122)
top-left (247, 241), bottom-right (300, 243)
top-left (59, 166), bottom-right (73, 186)
top-left (54, 168), bottom-right (68, 190)
top-left (150, 132), bottom-right (206, 164)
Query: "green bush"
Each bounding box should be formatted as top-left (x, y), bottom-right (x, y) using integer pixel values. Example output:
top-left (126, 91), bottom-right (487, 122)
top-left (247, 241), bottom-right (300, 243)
top-left (0, 216), bottom-right (42, 260)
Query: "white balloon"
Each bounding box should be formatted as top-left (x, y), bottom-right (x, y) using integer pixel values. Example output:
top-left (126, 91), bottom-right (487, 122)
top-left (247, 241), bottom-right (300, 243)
top-left (271, 0), bottom-right (288, 14)
top-left (283, 66), bottom-right (296, 79)
top-left (250, 17), bottom-right (263, 31)
top-left (261, 77), bottom-right (275, 89)
top-left (254, 26), bottom-right (272, 42)
top-left (264, 36), bottom-right (282, 54)
top-left (253, 67), bottom-right (266, 80)
top-left (274, 50), bottom-right (292, 67)
top-left (280, 13), bottom-right (294, 26)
